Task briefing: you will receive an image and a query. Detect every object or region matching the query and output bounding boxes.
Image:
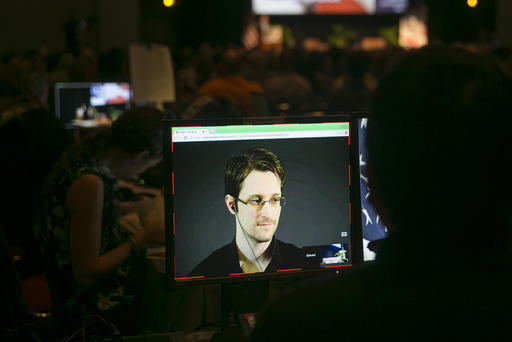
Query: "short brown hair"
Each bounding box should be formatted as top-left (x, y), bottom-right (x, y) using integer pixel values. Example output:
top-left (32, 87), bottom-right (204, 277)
top-left (111, 107), bottom-right (163, 158)
top-left (225, 147), bottom-right (286, 204)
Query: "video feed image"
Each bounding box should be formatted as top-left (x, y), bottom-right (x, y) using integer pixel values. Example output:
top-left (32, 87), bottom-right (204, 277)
top-left (54, 82), bottom-right (131, 127)
top-left (87, 83), bottom-right (131, 124)
top-left (303, 243), bottom-right (350, 266)
top-left (170, 130), bottom-right (351, 280)
top-left (252, 0), bottom-right (408, 15)
top-left (358, 118), bottom-right (388, 261)
top-left (90, 83), bottom-right (131, 106)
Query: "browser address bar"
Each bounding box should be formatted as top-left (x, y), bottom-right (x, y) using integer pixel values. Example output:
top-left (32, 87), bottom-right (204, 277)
top-left (173, 129), bottom-right (348, 142)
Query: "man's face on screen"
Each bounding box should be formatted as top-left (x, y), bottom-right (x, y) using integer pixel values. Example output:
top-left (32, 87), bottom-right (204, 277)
top-left (236, 170), bottom-right (282, 243)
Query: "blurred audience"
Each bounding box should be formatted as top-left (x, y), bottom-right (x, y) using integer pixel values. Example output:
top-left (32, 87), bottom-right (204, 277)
top-left (0, 53), bottom-right (49, 124)
top-left (263, 48), bottom-right (314, 115)
top-left (47, 52), bottom-right (75, 85)
top-left (240, 48), bottom-right (271, 86)
top-left (196, 46), bottom-right (269, 116)
top-left (3, 41), bottom-right (512, 121)
top-left (328, 50), bottom-right (373, 113)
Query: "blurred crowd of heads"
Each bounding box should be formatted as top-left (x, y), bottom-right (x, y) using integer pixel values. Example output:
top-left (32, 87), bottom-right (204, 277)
top-left (2, 42), bottom-right (510, 125)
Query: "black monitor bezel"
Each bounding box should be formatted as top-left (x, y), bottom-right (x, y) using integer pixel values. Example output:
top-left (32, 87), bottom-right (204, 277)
top-left (162, 114), bottom-right (365, 286)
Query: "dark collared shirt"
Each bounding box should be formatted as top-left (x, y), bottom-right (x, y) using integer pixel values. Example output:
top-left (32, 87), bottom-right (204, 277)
top-left (189, 237), bottom-right (310, 277)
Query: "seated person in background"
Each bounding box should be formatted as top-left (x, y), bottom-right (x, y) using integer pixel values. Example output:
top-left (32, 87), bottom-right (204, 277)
top-left (0, 107), bottom-right (72, 278)
top-left (197, 47), bottom-right (269, 116)
top-left (328, 50), bottom-right (373, 113)
top-left (250, 45), bottom-right (512, 341)
top-left (0, 53), bottom-right (49, 124)
top-left (263, 48), bottom-right (314, 115)
top-left (35, 107), bottom-right (165, 335)
top-left (190, 147), bottom-right (309, 277)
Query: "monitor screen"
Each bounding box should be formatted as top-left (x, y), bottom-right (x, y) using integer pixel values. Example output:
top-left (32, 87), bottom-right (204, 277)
top-left (164, 116), bottom-right (360, 284)
top-left (54, 82), bottom-right (131, 128)
top-left (252, 0), bottom-right (408, 15)
top-left (356, 117), bottom-right (388, 261)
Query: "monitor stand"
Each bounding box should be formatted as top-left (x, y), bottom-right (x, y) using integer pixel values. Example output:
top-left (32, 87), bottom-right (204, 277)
top-left (220, 280), bottom-right (269, 328)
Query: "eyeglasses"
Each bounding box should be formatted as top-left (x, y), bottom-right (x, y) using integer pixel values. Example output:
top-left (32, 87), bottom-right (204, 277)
top-left (237, 196), bottom-right (287, 210)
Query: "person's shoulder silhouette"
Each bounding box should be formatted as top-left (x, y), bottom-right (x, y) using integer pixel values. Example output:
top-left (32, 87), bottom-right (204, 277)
top-left (251, 44), bottom-right (512, 342)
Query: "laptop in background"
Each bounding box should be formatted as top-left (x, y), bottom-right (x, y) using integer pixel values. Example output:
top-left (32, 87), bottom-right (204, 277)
top-left (54, 82), bottom-right (131, 128)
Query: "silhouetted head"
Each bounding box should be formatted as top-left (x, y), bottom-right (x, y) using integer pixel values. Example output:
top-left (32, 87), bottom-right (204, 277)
top-left (346, 50), bottom-right (371, 80)
top-left (57, 107), bottom-right (164, 181)
top-left (367, 45), bottom-right (512, 252)
top-left (110, 106), bottom-right (163, 158)
top-left (218, 47), bottom-right (242, 76)
top-left (0, 55), bottom-right (48, 111)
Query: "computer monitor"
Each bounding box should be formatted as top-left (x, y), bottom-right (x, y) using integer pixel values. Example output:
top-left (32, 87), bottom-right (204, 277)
top-left (54, 82), bottom-right (131, 128)
top-left (163, 115), bottom-right (363, 284)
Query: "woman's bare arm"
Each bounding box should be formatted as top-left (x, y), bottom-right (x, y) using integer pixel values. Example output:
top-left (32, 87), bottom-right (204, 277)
top-left (67, 174), bottom-right (133, 286)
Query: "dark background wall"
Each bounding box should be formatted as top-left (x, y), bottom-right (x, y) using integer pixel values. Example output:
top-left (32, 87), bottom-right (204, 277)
top-left (0, 0), bottom-right (141, 54)
top-left (426, 0), bottom-right (496, 43)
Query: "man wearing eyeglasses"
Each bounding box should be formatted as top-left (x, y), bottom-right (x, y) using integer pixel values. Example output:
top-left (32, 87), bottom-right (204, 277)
top-left (189, 147), bottom-right (309, 277)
